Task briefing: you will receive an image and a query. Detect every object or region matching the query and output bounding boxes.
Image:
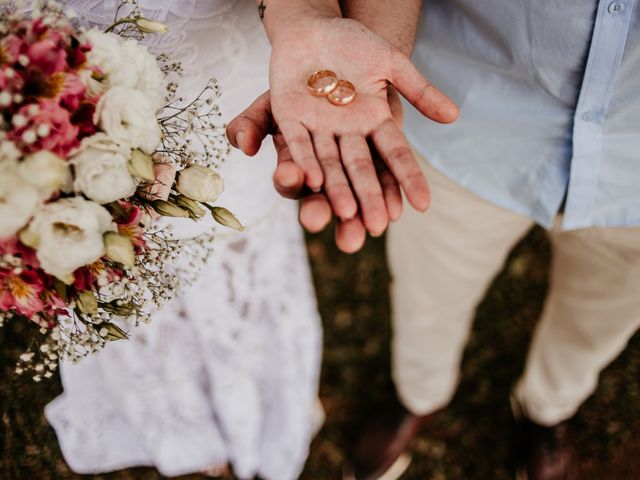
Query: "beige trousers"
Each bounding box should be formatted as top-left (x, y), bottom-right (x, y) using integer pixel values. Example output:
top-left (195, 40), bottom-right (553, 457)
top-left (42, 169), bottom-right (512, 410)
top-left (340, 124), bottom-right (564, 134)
top-left (387, 153), bottom-right (640, 426)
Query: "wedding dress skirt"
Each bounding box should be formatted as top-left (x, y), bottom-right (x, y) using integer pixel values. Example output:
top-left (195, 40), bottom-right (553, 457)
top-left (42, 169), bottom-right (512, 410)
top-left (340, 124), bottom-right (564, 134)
top-left (45, 2), bottom-right (322, 479)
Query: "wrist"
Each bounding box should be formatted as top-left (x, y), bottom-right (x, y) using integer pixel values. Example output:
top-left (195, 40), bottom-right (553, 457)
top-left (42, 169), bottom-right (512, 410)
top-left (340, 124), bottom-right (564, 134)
top-left (258, 0), bottom-right (342, 43)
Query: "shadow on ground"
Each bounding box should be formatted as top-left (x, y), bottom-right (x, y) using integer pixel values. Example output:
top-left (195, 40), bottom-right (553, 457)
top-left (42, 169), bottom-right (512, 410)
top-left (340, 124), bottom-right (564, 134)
top-left (1, 226), bottom-right (639, 479)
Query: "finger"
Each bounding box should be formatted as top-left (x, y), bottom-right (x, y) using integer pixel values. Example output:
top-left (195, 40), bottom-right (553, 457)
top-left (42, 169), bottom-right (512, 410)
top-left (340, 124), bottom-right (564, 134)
top-left (390, 49), bottom-right (459, 124)
top-left (370, 119), bottom-right (430, 212)
top-left (313, 133), bottom-right (358, 221)
top-left (339, 135), bottom-right (388, 237)
top-left (335, 216), bottom-right (367, 254)
top-left (299, 193), bottom-right (332, 233)
top-left (374, 155), bottom-right (403, 222)
top-left (279, 120), bottom-right (324, 192)
top-left (226, 90), bottom-right (274, 156)
top-left (273, 134), bottom-right (306, 199)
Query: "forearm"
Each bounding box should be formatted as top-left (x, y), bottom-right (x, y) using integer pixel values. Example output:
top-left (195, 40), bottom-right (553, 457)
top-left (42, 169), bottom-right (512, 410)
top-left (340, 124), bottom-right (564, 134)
top-left (256, 0), bottom-right (342, 43)
top-left (340, 0), bottom-right (422, 55)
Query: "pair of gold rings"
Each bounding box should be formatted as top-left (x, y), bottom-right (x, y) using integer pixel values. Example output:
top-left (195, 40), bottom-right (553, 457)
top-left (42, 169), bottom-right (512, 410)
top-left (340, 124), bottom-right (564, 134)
top-left (307, 70), bottom-right (356, 106)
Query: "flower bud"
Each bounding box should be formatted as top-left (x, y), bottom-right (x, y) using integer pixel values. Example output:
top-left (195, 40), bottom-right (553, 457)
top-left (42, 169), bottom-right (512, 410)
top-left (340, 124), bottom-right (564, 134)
top-left (152, 200), bottom-right (190, 218)
top-left (176, 164), bottom-right (224, 203)
top-left (128, 149), bottom-right (156, 182)
top-left (211, 206), bottom-right (244, 231)
top-left (99, 321), bottom-right (130, 340)
top-left (135, 18), bottom-right (169, 33)
top-left (104, 232), bottom-right (135, 267)
top-left (175, 195), bottom-right (206, 219)
top-left (101, 301), bottom-right (135, 318)
top-left (76, 290), bottom-right (98, 315)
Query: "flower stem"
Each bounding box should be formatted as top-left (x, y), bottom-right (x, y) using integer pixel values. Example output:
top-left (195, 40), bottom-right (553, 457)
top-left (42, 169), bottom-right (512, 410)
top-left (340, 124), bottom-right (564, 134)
top-left (104, 18), bottom-right (134, 33)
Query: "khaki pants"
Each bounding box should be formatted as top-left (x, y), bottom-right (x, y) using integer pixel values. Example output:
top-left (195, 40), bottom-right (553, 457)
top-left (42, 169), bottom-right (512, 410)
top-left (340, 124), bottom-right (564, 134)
top-left (388, 153), bottom-right (640, 426)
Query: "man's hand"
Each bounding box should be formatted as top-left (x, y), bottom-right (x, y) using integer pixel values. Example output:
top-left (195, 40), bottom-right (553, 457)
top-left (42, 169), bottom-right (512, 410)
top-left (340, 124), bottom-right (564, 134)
top-left (265, 12), bottom-right (458, 237)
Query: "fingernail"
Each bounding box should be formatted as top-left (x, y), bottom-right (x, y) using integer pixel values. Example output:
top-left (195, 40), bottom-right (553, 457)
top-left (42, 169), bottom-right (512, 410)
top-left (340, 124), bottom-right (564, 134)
top-left (311, 186), bottom-right (322, 194)
top-left (236, 131), bottom-right (246, 151)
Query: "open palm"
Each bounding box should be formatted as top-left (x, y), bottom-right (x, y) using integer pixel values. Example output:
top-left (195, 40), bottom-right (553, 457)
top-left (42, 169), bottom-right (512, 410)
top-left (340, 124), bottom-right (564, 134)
top-left (269, 16), bottom-right (458, 235)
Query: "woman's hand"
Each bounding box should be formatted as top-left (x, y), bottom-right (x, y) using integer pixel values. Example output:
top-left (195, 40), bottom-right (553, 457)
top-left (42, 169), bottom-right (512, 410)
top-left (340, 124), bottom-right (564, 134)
top-left (228, 87), bottom-right (413, 254)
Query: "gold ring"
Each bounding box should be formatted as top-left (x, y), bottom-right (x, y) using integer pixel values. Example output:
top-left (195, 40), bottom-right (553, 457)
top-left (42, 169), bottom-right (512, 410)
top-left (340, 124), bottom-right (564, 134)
top-left (307, 70), bottom-right (339, 96)
top-left (327, 79), bottom-right (356, 106)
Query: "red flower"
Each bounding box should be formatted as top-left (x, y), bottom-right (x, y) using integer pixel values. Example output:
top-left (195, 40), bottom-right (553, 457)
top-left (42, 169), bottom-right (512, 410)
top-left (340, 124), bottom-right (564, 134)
top-left (67, 39), bottom-right (92, 70)
top-left (71, 100), bottom-right (98, 137)
top-left (0, 268), bottom-right (45, 318)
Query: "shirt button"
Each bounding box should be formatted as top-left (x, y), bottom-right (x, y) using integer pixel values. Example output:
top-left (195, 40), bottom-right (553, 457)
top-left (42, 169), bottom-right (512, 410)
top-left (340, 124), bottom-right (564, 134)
top-left (608, 0), bottom-right (626, 15)
top-left (581, 109), bottom-right (604, 123)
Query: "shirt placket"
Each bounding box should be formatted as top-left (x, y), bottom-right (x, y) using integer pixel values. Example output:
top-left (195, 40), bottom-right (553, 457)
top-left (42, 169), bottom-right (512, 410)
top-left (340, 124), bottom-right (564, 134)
top-left (563, 0), bottom-right (636, 229)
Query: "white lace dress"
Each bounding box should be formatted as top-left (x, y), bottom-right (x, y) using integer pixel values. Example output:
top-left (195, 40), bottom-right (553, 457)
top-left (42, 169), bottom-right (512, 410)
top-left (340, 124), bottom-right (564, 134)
top-left (44, 2), bottom-right (322, 479)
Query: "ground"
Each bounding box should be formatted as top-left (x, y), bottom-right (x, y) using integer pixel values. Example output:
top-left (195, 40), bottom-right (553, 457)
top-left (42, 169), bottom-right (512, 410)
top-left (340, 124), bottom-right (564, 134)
top-left (2, 226), bottom-right (640, 479)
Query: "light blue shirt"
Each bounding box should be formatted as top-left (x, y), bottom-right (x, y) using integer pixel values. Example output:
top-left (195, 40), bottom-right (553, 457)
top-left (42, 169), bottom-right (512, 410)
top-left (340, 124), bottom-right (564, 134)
top-left (405, 0), bottom-right (640, 229)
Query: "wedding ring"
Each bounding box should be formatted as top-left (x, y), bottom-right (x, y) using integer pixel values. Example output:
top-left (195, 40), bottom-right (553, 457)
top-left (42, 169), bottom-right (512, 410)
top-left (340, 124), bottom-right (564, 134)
top-left (306, 70), bottom-right (339, 96)
top-left (327, 79), bottom-right (356, 106)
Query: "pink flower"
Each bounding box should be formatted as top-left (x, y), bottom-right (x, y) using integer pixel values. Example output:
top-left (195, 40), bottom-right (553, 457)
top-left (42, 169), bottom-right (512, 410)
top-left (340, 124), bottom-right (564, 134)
top-left (0, 66), bottom-right (24, 92)
top-left (0, 34), bottom-right (25, 64)
top-left (27, 18), bottom-right (50, 41)
top-left (21, 19), bottom-right (72, 75)
top-left (10, 100), bottom-right (79, 158)
top-left (41, 288), bottom-right (68, 321)
top-left (116, 204), bottom-right (147, 248)
top-left (73, 259), bottom-right (121, 291)
top-left (0, 237), bottom-right (40, 269)
top-left (0, 268), bottom-right (45, 318)
top-left (58, 73), bottom-right (87, 110)
top-left (27, 37), bottom-right (67, 75)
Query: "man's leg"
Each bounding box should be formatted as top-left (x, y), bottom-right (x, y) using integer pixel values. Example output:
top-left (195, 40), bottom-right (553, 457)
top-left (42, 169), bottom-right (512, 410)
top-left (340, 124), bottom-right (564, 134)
top-left (514, 225), bottom-right (640, 426)
top-left (388, 157), bottom-right (533, 415)
top-left (349, 153), bottom-right (534, 480)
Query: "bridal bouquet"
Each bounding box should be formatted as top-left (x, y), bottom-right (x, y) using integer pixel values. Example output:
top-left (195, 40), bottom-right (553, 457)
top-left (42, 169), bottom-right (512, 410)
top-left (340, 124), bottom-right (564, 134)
top-left (0, 1), bottom-right (241, 380)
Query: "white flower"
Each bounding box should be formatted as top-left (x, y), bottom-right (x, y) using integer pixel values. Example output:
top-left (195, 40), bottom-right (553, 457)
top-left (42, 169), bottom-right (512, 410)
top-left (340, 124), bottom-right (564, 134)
top-left (0, 140), bottom-right (21, 164)
top-left (120, 39), bottom-right (166, 110)
top-left (83, 29), bottom-right (166, 110)
top-left (95, 87), bottom-right (162, 154)
top-left (70, 133), bottom-right (137, 204)
top-left (176, 164), bottom-right (224, 203)
top-left (18, 151), bottom-right (70, 200)
top-left (25, 197), bottom-right (115, 280)
top-left (0, 171), bottom-right (40, 239)
top-left (78, 68), bottom-right (108, 97)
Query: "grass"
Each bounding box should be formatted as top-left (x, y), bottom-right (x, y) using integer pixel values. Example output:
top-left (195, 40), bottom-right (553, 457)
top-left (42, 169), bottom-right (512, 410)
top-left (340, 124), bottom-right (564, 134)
top-left (2, 226), bottom-right (640, 479)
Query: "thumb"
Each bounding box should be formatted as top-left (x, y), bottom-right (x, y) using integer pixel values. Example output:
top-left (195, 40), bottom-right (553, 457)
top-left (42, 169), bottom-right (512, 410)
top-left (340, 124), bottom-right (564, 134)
top-left (390, 49), bottom-right (459, 124)
top-left (226, 90), bottom-right (275, 156)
